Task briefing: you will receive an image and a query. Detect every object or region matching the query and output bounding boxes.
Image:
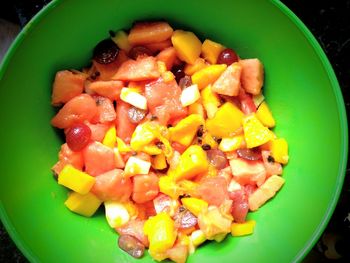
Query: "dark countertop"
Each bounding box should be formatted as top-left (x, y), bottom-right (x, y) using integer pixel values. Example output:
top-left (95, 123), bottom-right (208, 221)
top-left (0, 1), bottom-right (349, 262)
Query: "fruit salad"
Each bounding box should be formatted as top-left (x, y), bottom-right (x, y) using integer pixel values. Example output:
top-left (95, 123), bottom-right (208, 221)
top-left (51, 21), bottom-right (289, 263)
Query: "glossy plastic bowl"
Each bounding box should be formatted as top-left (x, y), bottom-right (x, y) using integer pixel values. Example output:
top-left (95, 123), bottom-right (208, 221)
top-left (0, 0), bottom-right (347, 262)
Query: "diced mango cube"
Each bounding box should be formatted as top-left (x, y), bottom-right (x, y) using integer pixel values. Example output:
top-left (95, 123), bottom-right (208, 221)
top-left (201, 85), bottom-right (221, 119)
top-left (202, 132), bottom-right (218, 149)
top-left (64, 191), bottom-right (102, 217)
top-left (188, 101), bottom-right (205, 118)
top-left (144, 212), bottom-right (177, 254)
top-left (206, 102), bottom-right (244, 138)
top-left (159, 175), bottom-right (182, 199)
top-left (169, 114), bottom-right (204, 147)
top-left (231, 220), bottom-right (256, 236)
top-left (256, 101), bottom-right (275, 128)
top-left (171, 30), bottom-right (202, 64)
top-left (178, 180), bottom-right (199, 197)
top-left (174, 145), bottom-right (208, 181)
top-left (181, 197), bottom-right (208, 217)
top-left (58, 165), bottom-right (95, 194)
top-left (152, 153), bottom-right (167, 170)
top-left (219, 135), bottom-right (245, 152)
top-left (192, 64), bottom-right (227, 90)
top-left (124, 156), bottom-right (151, 177)
top-left (111, 30), bottom-right (131, 52)
top-left (102, 126), bottom-right (117, 148)
top-left (142, 144), bottom-right (162, 155)
top-left (116, 137), bottom-right (131, 153)
top-left (201, 39), bottom-right (225, 64)
top-left (242, 114), bottom-right (275, 148)
top-left (184, 58), bottom-right (208, 75)
top-left (270, 138), bottom-right (289, 164)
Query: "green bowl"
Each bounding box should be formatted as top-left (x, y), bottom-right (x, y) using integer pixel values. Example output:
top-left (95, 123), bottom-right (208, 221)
top-left (0, 0), bottom-right (347, 262)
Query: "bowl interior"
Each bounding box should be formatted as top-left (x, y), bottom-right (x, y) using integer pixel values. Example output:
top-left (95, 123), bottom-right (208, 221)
top-left (0, 0), bottom-right (347, 262)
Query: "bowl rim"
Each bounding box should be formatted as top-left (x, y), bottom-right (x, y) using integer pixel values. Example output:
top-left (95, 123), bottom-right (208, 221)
top-left (0, 0), bottom-right (348, 262)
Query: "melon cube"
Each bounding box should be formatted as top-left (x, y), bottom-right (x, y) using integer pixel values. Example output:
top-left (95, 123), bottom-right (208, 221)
top-left (58, 165), bottom-right (95, 194)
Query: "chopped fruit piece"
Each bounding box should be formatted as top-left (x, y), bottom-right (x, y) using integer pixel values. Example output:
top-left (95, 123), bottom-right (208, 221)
top-left (201, 85), bottom-right (221, 119)
top-left (171, 30), bottom-right (202, 64)
top-left (180, 84), bottom-right (200, 107)
top-left (105, 201), bottom-right (130, 228)
top-left (120, 87), bottom-right (148, 110)
top-left (256, 101), bottom-right (275, 128)
top-left (169, 114), bottom-right (204, 147)
top-left (240, 58), bottom-right (264, 95)
top-left (124, 156), bottom-right (151, 177)
top-left (219, 135), bottom-right (245, 152)
top-left (231, 220), bottom-right (256, 236)
top-left (184, 58), bottom-right (208, 76)
top-left (242, 114), bottom-right (275, 148)
top-left (181, 197), bottom-right (208, 217)
top-left (64, 192), bottom-right (102, 217)
top-left (212, 62), bottom-right (241, 96)
top-left (58, 165), bottom-right (95, 194)
top-left (206, 102), bottom-right (244, 138)
top-left (128, 22), bottom-right (174, 46)
top-left (151, 153), bottom-right (167, 170)
top-left (111, 30), bottom-right (131, 52)
top-left (248, 175), bottom-right (285, 211)
top-left (269, 138), bottom-right (289, 164)
top-left (102, 126), bottom-right (117, 148)
top-left (51, 70), bottom-right (86, 106)
top-left (192, 64), bottom-right (227, 90)
top-left (201, 39), bottom-right (225, 64)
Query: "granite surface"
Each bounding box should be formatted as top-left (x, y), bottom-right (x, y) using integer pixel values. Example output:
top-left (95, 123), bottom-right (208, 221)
top-left (0, 1), bottom-right (349, 262)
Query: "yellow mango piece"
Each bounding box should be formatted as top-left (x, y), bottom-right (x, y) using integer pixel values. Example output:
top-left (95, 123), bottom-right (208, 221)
top-left (184, 58), bottom-right (208, 75)
top-left (116, 137), bottom-right (131, 153)
top-left (231, 220), bottom-right (256, 236)
top-left (242, 114), bottom-right (275, 148)
top-left (58, 165), bottom-right (95, 195)
top-left (102, 126), bottom-right (117, 148)
top-left (178, 180), bottom-right (199, 197)
top-left (152, 153), bottom-right (167, 170)
top-left (188, 101), bottom-right (205, 118)
top-left (202, 132), bottom-right (218, 149)
top-left (144, 212), bottom-right (177, 254)
top-left (206, 102), bottom-right (244, 138)
top-left (142, 144), bottom-right (162, 155)
top-left (157, 61), bottom-right (167, 74)
top-left (111, 30), bottom-right (131, 52)
top-left (270, 138), bottom-right (289, 164)
top-left (171, 30), bottom-right (202, 64)
top-left (130, 122), bottom-right (173, 157)
top-left (192, 64), bottom-right (227, 90)
top-left (174, 145), bottom-right (208, 181)
top-left (256, 101), bottom-right (276, 128)
top-left (181, 197), bottom-right (208, 217)
top-left (162, 71), bottom-right (175, 83)
top-left (64, 191), bottom-right (102, 217)
top-left (219, 135), bottom-right (245, 152)
top-left (201, 85), bottom-right (221, 119)
top-left (201, 39), bottom-right (225, 64)
top-left (159, 175), bottom-right (183, 199)
top-left (169, 114), bottom-right (204, 147)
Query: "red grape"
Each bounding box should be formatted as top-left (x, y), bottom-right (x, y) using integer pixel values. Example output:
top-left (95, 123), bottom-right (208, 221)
top-left (118, 234), bottom-right (145, 258)
top-left (217, 48), bottom-right (239, 66)
top-left (206, 149), bottom-right (228, 169)
top-left (236, 148), bottom-right (261, 161)
top-left (66, 123), bottom-right (91, 151)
